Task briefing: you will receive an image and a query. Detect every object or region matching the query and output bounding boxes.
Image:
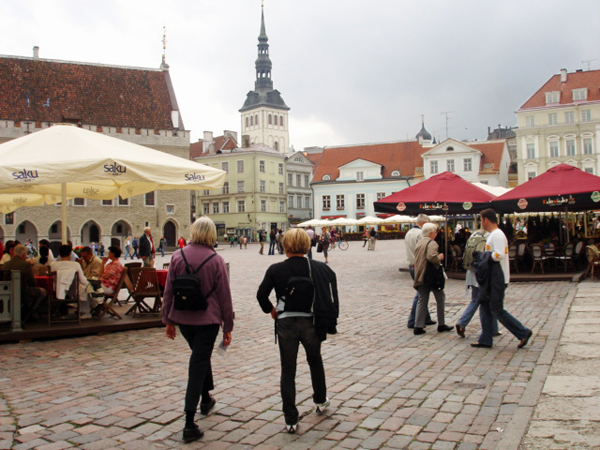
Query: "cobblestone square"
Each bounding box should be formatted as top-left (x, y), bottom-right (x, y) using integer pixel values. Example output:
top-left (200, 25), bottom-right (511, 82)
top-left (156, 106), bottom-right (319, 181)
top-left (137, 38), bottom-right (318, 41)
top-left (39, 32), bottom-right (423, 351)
top-left (0, 240), bottom-right (575, 449)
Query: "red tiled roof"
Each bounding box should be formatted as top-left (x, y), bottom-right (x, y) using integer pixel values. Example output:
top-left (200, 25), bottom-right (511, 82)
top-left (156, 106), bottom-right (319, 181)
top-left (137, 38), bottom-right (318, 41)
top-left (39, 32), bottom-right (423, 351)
top-left (304, 152), bottom-right (323, 174)
top-left (519, 69), bottom-right (600, 110)
top-left (312, 141), bottom-right (426, 182)
top-left (467, 141), bottom-right (506, 173)
top-left (0, 56), bottom-right (177, 130)
top-left (190, 135), bottom-right (238, 159)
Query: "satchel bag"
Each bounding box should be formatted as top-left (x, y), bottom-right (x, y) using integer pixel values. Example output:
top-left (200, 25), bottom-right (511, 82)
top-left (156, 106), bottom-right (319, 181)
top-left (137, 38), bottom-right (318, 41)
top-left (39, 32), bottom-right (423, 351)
top-left (423, 240), bottom-right (445, 291)
top-left (316, 242), bottom-right (323, 253)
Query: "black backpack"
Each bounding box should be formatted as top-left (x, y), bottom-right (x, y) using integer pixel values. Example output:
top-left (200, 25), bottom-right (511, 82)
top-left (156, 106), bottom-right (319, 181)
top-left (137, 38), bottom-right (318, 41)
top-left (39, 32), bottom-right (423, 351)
top-left (284, 258), bottom-right (315, 314)
top-left (172, 250), bottom-right (217, 311)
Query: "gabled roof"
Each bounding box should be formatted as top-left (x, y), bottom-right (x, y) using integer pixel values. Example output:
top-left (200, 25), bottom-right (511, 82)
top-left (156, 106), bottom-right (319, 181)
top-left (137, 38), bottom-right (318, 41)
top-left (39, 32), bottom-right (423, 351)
top-left (468, 140), bottom-right (506, 173)
top-left (0, 55), bottom-right (181, 130)
top-left (190, 135), bottom-right (238, 159)
top-left (519, 69), bottom-right (600, 110)
top-left (312, 141), bottom-right (425, 182)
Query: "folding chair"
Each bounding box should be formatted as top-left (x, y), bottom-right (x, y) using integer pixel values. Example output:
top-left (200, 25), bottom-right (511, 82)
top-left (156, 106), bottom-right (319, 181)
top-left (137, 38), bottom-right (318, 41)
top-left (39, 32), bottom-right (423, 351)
top-left (126, 267), bottom-right (162, 317)
top-left (122, 262), bottom-right (143, 304)
top-left (49, 271), bottom-right (80, 325)
top-left (97, 268), bottom-right (127, 320)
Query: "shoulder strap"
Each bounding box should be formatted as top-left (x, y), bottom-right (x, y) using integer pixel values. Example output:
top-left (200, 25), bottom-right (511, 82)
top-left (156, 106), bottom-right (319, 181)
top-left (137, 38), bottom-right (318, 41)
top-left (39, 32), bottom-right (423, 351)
top-left (180, 248), bottom-right (217, 275)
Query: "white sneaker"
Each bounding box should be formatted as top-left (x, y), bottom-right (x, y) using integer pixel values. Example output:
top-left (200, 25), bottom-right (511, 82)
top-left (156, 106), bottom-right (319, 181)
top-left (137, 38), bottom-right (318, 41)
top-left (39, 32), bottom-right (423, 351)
top-left (315, 398), bottom-right (330, 414)
top-left (285, 422), bottom-right (297, 434)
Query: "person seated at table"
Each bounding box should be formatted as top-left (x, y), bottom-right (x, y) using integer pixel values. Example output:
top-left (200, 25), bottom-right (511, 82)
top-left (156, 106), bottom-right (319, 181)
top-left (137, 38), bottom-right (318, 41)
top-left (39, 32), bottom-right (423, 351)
top-left (99, 246), bottom-right (125, 296)
top-left (80, 246), bottom-right (102, 281)
top-left (31, 246), bottom-right (52, 268)
top-left (3, 244), bottom-right (46, 322)
top-left (0, 241), bottom-right (16, 265)
top-left (51, 245), bottom-right (93, 317)
top-left (38, 239), bottom-right (56, 264)
top-left (66, 241), bottom-right (80, 262)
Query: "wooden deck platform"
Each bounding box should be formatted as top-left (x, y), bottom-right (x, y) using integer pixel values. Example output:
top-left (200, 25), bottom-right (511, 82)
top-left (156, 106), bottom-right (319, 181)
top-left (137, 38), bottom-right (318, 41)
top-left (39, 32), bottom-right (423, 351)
top-left (0, 302), bottom-right (163, 344)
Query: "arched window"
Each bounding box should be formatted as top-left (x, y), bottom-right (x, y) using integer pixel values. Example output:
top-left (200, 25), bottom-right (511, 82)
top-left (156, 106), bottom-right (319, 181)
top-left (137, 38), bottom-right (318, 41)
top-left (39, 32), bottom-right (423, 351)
top-left (245, 117), bottom-right (249, 128)
top-left (255, 114), bottom-right (258, 125)
top-left (280, 115), bottom-right (284, 126)
top-left (250, 116), bottom-right (254, 126)
top-left (274, 141), bottom-right (279, 151)
top-left (268, 114), bottom-right (272, 125)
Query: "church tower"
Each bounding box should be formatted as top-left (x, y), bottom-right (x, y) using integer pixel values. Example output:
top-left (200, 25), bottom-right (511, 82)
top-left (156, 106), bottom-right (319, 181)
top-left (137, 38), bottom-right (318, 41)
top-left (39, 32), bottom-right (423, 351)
top-left (239, 6), bottom-right (290, 152)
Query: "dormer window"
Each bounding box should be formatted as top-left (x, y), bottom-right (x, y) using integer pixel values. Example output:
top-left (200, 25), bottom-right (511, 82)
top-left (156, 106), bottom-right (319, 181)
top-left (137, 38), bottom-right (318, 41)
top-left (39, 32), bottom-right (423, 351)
top-left (545, 91), bottom-right (560, 104)
top-left (356, 171), bottom-right (364, 181)
top-left (391, 170), bottom-right (400, 177)
top-left (322, 174), bottom-right (331, 181)
top-left (573, 88), bottom-right (588, 101)
top-left (446, 146), bottom-right (454, 151)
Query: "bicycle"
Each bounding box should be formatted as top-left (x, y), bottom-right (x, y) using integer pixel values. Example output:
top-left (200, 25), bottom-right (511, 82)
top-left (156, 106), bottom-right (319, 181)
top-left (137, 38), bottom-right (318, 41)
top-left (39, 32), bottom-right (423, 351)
top-left (327, 238), bottom-right (349, 251)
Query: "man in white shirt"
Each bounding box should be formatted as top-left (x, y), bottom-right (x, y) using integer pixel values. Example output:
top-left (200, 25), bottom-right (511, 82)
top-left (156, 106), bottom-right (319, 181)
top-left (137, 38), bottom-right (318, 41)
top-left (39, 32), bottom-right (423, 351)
top-left (472, 209), bottom-right (532, 349)
top-left (405, 214), bottom-right (434, 328)
top-left (51, 244), bottom-right (93, 316)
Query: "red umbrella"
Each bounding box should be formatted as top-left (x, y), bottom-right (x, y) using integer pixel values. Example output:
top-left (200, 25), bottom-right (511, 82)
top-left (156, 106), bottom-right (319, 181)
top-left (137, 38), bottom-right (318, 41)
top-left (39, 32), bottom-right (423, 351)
top-left (374, 171), bottom-right (495, 215)
top-left (492, 163), bottom-right (600, 213)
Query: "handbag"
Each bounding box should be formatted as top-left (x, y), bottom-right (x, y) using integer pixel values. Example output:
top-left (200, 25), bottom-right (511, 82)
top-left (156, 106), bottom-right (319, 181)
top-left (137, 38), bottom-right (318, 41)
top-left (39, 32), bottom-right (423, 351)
top-left (311, 238), bottom-right (317, 247)
top-left (316, 242), bottom-right (323, 253)
top-left (423, 240), bottom-right (445, 290)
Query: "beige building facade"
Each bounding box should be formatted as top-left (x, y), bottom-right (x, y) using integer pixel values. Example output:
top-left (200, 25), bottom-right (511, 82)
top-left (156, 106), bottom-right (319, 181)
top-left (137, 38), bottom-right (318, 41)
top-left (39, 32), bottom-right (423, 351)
top-left (516, 68), bottom-right (600, 183)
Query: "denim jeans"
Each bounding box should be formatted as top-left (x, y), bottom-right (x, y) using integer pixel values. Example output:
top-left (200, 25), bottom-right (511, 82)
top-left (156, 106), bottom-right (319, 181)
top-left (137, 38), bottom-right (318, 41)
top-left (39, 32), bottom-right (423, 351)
top-left (269, 241), bottom-right (276, 255)
top-left (179, 324), bottom-right (219, 414)
top-left (277, 317), bottom-right (327, 425)
top-left (477, 284), bottom-right (530, 346)
top-left (408, 265), bottom-right (431, 327)
top-left (458, 286), bottom-right (498, 335)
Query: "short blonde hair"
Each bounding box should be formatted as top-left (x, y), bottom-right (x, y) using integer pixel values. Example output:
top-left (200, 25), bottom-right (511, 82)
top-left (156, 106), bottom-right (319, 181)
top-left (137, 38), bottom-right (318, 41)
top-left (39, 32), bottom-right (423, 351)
top-left (190, 217), bottom-right (217, 246)
top-left (282, 228), bottom-right (311, 255)
top-left (422, 222), bottom-right (438, 237)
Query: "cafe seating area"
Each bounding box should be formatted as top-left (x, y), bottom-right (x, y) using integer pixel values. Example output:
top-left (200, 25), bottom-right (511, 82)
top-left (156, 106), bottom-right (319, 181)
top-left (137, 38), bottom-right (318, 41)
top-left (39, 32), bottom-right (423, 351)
top-left (0, 266), bottom-right (168, 343)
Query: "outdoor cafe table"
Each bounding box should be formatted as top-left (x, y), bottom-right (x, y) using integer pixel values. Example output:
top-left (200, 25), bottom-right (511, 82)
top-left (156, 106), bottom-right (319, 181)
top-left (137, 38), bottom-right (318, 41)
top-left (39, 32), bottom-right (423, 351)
top-left (156, 269), bottom-right (167, 288)
top-left (35, 275), bottom-right (52, 292)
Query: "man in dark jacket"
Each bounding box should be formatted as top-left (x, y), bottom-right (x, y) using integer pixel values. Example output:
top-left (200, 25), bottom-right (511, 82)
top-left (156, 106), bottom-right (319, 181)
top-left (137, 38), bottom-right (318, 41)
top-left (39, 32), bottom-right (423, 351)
top-left (139, 227), bottom-right (155, 268)
top-left (472, 209), bottom-right (532, 349)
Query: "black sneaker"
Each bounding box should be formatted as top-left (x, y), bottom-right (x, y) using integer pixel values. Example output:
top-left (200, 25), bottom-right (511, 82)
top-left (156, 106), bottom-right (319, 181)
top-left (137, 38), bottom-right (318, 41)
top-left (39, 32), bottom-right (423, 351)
top-left (200, 397), bottom-right (216, 415)
top-left (437, 325), bottom-right (453, 333)
top-left (183, 424), bottom-right (203, 443)
top-left (455, 324), bottom-right (466, 338)
top-left (414, 328), bottom-right (426, 335)
top-left (518, 330), bottom-right (533, 349)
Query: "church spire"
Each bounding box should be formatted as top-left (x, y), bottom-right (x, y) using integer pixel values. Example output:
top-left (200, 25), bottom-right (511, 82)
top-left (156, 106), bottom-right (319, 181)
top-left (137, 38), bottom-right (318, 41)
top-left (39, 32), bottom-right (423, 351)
top-left (255, 4), bottom-right (273, 91)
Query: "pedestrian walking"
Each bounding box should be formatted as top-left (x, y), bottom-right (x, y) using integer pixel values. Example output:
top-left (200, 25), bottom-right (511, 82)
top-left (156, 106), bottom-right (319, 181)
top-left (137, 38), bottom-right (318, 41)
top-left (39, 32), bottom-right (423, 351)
top-left (163, 217), bottom-right (234, 443)
top-left (98, 242), bottom-right (105, 257)
top-left (259, 229), bottom-right (266, 255)
top-left (159, 236), bottom-right (167, 258)
top-left (132, 236), bottom-right (139, 259)
top-left (277, 229), bottom-right (284, 254)
top-left (268, 230), bottom-right (277, 255)
top-left (320, 227), bottom-right (331, 264)
top-left (405, 214), bottom-right (434, 329)
top-left (471, 209), bottom-right (533, 349)
top-left (455, 229), bottom-right (500, 338)
top-left (124, 237), bottom-right (132, 260)
top-left (413, 222), bottom-right (453, 335)
top-left (367, 227), bottom-right (377, 251)
top-left (178, 235), bottom-right (186, 249)
top-left (305, 226), bottom-right (315, 260)
top-left (256, 228), bottom-right (337, 434)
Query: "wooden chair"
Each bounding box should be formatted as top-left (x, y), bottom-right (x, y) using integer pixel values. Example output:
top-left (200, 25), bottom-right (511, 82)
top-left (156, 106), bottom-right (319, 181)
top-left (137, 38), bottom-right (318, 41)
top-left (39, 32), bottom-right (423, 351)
top-left (584, 245), bottom-right (600, 280)
top-left (122, 262), bottom-right (142, 304)
top-left (508, 244), bottom-right (519, 273)
top-left (33, 265), bottom-right (50, 276)
top-left (126, 267), bottom-right (162, 317)
top-left (530, 244), bottom-right (547, 274)
top-left (49, 271), bottom-right (80, 325)
top-left (97, 268), bottom-right (127, 320)
top-left (449, 245), bottom-right (463, 272)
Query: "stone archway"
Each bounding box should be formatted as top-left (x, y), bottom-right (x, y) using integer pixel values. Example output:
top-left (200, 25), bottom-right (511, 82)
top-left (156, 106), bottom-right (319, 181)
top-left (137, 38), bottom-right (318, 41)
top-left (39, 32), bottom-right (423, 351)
top-left (16, 220), bottom-right (38, 247)
top-left (111, 220), bottom-right (132, 250)
top-left (81, 220), bottom-right (101, 246)
top-left (163, 220), bottom-right (177, 247)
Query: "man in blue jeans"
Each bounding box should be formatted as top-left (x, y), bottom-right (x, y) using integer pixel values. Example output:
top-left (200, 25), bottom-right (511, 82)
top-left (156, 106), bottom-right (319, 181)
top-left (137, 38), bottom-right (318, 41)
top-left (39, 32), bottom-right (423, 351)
top-left (472, 209), bottom-right (532, 349)
top-left (405, 214), bottom-right (434, 328)
top-left (455, 229), bottom-right (499, 338)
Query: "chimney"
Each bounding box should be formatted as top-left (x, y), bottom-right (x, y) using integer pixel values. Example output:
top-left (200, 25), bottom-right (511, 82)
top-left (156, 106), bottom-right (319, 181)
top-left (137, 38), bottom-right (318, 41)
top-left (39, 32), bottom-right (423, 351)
top-left (560, 68), bottom-right (567, 83)
top-left (33, 46), bottom-right (39, 59)
top-left (202, 131), bottom-right (214, 154)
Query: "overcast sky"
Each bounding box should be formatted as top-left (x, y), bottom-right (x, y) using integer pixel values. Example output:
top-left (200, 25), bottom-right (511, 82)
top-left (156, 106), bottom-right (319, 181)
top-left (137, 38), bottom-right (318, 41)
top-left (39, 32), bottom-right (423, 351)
top-left (2, 0), bottom-right (600, 150)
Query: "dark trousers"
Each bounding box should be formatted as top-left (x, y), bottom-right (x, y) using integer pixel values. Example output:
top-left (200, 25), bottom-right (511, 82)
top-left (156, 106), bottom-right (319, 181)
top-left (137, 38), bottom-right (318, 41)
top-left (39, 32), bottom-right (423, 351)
top-left (407, 265), bottom-right (431, 327)
top-left (269, 241), bottom-right (276, 255)
top-left (277, 317), bottom-right (327, 425)
top-left (179, 324), bottom-right (219, 413)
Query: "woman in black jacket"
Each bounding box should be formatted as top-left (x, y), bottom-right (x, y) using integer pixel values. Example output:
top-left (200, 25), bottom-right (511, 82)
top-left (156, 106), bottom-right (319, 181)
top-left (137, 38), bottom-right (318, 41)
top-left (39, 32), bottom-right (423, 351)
top-left (256, 228), bottom-right (333, 434)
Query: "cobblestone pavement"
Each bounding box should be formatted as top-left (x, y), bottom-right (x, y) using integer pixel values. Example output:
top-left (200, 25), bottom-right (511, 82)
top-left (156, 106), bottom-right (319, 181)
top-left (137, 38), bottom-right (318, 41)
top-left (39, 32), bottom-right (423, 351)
top-left (0, 240), bottom-right (574, 449)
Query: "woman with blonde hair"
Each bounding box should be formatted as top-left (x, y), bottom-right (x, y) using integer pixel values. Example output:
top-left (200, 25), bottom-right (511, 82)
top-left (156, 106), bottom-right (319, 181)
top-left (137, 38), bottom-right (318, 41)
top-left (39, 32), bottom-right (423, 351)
top-left (163, 217), bottom-right (234, 443)
top-left (257, 228), bottom-right (338, 434)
